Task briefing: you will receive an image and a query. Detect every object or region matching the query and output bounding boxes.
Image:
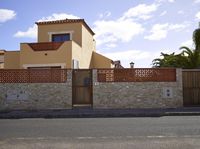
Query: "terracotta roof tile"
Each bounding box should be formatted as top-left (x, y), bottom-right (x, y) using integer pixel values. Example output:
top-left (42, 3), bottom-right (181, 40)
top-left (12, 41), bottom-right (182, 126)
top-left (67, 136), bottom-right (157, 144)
top-left (35, 19), bottom-right (95, 35)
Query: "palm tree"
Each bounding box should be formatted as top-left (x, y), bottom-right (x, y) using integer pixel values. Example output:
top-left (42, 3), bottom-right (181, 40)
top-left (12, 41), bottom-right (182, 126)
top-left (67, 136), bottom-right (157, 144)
top-left (152, 48), bottom-right (200, 69)
top-left (152, 52), bottom-right (188, 68)
top-left (152, 52), bottom-right (174, 67)
top-left (180, 46), bottom-right (200, 68)
top-left (152, 23), bottom-right (200, 68)
top-left (193, 23), bottom-right (200, 51)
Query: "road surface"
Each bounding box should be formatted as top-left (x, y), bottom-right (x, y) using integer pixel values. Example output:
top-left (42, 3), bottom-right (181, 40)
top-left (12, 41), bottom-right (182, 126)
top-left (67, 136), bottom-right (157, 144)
top-left (0, 116), bottom-right (200, 148)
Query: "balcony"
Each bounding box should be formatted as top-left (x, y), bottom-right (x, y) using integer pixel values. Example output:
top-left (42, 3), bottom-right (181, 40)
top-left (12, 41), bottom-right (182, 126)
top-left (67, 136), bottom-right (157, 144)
top-left (28, 42), bottom-right (64, 51)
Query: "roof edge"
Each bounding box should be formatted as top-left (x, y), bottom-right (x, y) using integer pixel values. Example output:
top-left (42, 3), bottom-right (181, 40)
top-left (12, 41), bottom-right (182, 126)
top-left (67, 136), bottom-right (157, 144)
top-left (35, 19), bottom-right (95, 36)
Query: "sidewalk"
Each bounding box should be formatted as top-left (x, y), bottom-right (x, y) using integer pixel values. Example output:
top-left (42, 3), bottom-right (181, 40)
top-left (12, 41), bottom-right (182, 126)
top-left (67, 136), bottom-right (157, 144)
top-left (1, 107), bottom-right (200, 119)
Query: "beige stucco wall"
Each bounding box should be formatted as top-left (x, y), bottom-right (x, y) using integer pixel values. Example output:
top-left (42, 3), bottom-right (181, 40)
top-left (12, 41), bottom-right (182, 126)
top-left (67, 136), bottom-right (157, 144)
top-left (80, 25), bottom-right (95, 68)
top-left (0, 63), bottom-right (4, 69)
top-left (4, 51), bottom-right (20, 69)
top-left (71, 41), bottom-right (82, 68)
top-left (37, 23), bottom-right (82, 46)
top-left (3, 22), bottom-right (111, 69)
top-left (36, 22), bottom-right (96, 69)
top-left (0, 55), bottom-right (4, 69)
top-left (0, 55), bottom-right (4, 63)
top-left (71, 25), bottom-right (96, 68)
top-left (90, 52), bottom-right (112, 68)
top-left (20, 41), bottom-right (72, 69)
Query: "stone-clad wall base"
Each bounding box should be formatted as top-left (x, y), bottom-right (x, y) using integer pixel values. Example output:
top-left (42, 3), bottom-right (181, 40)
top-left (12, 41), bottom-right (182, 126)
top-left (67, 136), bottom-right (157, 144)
top-left (93, 69), bottom-right (183, 109)
top-left (0, 83), bottom-right (72, 110)
top-left (93, 82), bottom-right (182, 109)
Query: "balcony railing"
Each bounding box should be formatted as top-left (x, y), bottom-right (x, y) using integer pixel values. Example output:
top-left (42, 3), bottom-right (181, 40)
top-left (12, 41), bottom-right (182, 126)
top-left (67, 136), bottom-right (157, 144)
top-left (28, 42), bottom-right (64, 51)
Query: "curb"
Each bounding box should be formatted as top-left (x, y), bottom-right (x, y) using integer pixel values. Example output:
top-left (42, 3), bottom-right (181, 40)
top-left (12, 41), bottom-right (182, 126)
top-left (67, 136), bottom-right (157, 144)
top-left (164, 112), bottom-right (200, 116)
top-left (1, 109), bottom-right (200, 119)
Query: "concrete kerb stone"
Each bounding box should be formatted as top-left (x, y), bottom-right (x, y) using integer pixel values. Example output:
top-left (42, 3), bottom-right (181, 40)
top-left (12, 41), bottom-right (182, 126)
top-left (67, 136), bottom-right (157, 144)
top-left (1, 107), bottom-right (200, 119)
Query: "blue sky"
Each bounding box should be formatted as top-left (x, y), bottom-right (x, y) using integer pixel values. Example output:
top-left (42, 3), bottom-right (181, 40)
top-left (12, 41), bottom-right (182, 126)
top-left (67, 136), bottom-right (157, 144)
top-left (0, 0), bottom-right (200, 67)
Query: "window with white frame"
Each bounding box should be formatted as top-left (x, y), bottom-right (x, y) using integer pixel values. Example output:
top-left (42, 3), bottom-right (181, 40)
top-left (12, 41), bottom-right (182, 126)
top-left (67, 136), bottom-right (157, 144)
top-left (52, 33), bottom-right (70, 42)
top-left (48, 31), bottom-right (73, 42)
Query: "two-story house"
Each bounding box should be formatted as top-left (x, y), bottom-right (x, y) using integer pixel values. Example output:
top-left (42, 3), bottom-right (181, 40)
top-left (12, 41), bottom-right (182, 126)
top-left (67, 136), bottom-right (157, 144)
top-left (3, 18), bottom-right (113, 69)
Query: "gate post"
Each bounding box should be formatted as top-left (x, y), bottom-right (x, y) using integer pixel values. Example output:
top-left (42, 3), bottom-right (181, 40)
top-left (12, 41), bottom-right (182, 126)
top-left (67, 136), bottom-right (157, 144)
top-left (92, 69), bottom-right (98, 109)
top-left (176, 68), bottom-right (183, 106)
top-left (67, 69), bottom-right (72, 108)
top-left (67, 69), bottom-right (72, 85)
top-left (92, 69), bottom-right (98, 83)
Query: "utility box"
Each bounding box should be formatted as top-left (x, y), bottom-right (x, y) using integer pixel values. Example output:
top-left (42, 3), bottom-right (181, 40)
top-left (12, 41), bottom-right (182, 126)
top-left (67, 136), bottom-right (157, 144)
top-left (162, 87), bottom-right (173, 98)
top-left (6, 90), bottom-right (29, 100)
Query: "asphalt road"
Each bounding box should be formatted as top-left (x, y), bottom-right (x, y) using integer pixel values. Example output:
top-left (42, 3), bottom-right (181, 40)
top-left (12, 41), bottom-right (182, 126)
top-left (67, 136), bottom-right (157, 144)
top-left (0, 116), bottom-right (200, 148)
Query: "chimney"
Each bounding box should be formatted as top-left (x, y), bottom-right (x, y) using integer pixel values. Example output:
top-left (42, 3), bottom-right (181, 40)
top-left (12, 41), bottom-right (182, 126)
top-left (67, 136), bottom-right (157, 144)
top-left (130, 62), bottom-right (134, 68)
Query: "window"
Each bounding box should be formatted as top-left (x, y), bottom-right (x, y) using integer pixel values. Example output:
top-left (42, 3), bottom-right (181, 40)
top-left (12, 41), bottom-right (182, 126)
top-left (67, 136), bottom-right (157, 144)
top-left (52, 33), bottom-right (70, 42)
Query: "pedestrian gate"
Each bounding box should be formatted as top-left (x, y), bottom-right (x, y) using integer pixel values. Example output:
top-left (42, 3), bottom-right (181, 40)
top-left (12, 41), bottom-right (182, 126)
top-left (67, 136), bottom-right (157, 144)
top-left (72, 69), bottom-right (93, 106)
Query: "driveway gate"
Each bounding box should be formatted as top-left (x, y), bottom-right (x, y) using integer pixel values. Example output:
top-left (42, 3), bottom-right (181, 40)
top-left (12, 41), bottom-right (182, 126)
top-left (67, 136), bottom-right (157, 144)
top-left (183, 70), bottom-right (200, 106)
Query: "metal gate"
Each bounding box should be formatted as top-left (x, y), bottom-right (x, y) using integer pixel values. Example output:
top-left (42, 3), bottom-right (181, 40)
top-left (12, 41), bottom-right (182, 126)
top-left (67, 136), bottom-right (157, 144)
top-left (72, 69), bottom-right (93, 106)
top-left (183, 70), bottom-right (200, 106)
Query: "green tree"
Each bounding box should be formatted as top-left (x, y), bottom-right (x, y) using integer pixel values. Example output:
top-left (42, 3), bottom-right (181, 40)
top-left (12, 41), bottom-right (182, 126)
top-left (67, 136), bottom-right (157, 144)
top-left (193, 23), bottom-right (200, 51)
top-left (152, 23), bottom-right (200, 69)
top-left (152, 52), bottom-right (175, 67)
top-left (152, 48), bottom-right (200, 69)
top-left (180, 46), bottom-right (200, 68)
top-left (152, 52), bottom-right (188, 68)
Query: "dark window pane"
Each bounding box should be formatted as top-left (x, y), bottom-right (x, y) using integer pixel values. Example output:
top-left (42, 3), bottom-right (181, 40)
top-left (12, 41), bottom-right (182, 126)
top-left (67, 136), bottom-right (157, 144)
top-left (52, 33), bottom-right (70, 42)
top-left (52, 36), bottom-right (61, 42)
top-left (63, 34), bottom-right (70, 41)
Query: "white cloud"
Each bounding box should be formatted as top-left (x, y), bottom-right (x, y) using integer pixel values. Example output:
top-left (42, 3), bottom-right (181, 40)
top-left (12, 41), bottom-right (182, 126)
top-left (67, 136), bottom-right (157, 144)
top-left (103, 50), bottom-right (152, 67)
top-left (94, 3), bottom-right (160, 47)
top-left (145, 23), bottom-right (169, 40)
top-left (104, 50), bottom-right (151, 61)
top-left (194, 0), bottom-right (200, 3)
top-left (0, 9), bottom-right (16, 23)
top-left (145, 23), bottom-right (188, 41)
top-left (94, 19), bottom-right (144, 46)
top-left (105, 43), bottom-right (117, 49)
top-left (102, 49), bottom-right (166, 67)
top-left (196, 11), bottom-right (200, 20)
top-left (14, 25), bottom-right (37, 38)
top-left (14, 13), bottom-right (79, 38)
top-left (181, 40), bottom-right (194, 48)
top-left (156, 0), bottom-right (175, 3)
top-left (178, 10), bottom-right (184, 14)
top-left (168, 24), bottom-right (188, 30)
top-left (38, 13), bottom-right (79, 22)
top-left (99, 11), bottom-right (111, 18)
top-left (160, 11), bottom-right (167, 16)
top-left (155, 0), bottom-right (164, 3)
top-left (121, 4), bottom-right (159, 20)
